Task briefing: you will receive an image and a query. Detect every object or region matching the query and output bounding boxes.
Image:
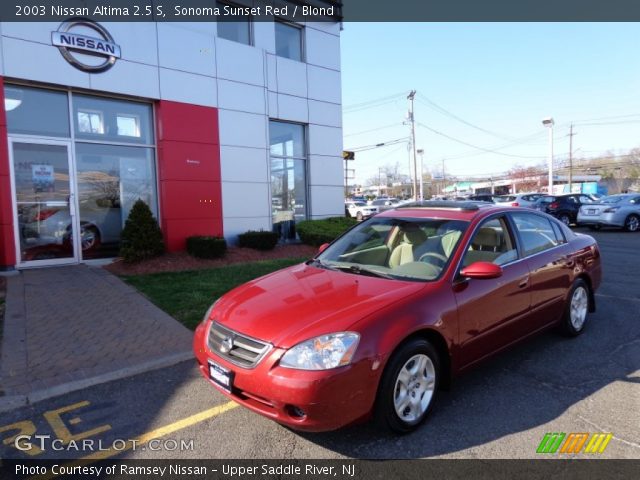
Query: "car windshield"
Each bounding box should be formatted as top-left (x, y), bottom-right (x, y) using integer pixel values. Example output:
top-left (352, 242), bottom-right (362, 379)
top-left (315, 217), bottom-right (469, 282)
top-left (497, 195), bottom-right (516, 202)
top-left (600, 195), bottom-right (624, 204)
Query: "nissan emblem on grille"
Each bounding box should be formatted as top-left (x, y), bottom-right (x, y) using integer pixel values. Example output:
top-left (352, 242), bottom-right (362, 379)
top-left (220, 336), bottom-right (234, 354)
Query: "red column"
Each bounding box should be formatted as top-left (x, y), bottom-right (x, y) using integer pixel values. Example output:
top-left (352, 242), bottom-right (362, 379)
top-left (0, 77), bottom-right (16, 269)
top-left (155, 101), bottom-right (223, 252)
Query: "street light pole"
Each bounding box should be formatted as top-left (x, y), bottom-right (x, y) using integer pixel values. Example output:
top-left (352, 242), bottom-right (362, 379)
top-left (542, 117), bottom-right (554, 194)
top-left (417, 149), bottom-right (424, 200)
top-left (407, 90), bottom-right (418, 201)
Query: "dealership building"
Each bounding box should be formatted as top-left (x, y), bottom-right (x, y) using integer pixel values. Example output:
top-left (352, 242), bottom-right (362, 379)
top-left (0, 11), bottom-right (344, 269)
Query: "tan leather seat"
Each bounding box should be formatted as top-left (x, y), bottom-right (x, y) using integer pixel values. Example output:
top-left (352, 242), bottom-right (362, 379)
top-left (389, 225), bottom-right (428, 268)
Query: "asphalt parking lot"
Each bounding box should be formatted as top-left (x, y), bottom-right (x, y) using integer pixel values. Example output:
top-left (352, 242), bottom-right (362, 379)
top-left (0, 229), bottom-right (638, 460)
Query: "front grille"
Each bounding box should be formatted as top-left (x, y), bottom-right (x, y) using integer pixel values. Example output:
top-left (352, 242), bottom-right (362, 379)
top-left (208, 322), bottom-right (271, 368)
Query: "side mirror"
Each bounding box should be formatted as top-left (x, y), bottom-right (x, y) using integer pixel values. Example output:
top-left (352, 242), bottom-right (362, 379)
top-left (460, 261), bottom-right (503, 280)
top-left (318, 243), bottom-right (330, 254)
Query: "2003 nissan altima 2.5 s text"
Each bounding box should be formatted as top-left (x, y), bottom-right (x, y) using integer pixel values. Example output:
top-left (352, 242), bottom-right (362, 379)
top-left (193, 201), bottom-right (602, 433)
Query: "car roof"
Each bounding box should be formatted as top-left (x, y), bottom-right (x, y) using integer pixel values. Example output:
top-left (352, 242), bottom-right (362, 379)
top-left (378, 200), bottom-right (502, 221)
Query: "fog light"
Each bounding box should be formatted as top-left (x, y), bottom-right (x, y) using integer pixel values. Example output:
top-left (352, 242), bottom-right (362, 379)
top-left (286, 405), bottom-right (306, 419)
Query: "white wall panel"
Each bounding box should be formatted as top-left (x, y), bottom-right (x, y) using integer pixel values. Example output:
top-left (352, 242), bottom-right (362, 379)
top-left (222, 182), bottom-right (271, 218)
top-left (266, 53), bottom-right (277, 91)
top-left (220, 146), bottom-right (269, 183)
top-left (1, 22), bottom-right (60, 45)
top-left (218, 110), bottom-right (267, 149)
top-left (305, 22), bottom-right (341, 36)
top-left (218, 79), bottom-right (266, 115)
top-left (2, 37), bottom-right (90, 89)
top-left (308, 124), bottom-right (343, 157)
top-left (308, 100), bottom-right (342, 128)
top-left (216, 37), bottom-right (265, 86)
top-left (310, 185), bottom-right (345, 217)
top-left (305, 28), bottom-right (340, 71)
top-left (157, 23), bottom-right (216, 76)
top-left (253, 22), bottom-right (276, 54)
top-left (307, 65), bottom-right (341, 104)
top-left (276, 57), bottom-right (307, 97)
top-left (102, 22), bottom-right (158, 66)
top-left (309, 155), bottom-right (344, 187)
top-left (268, 91), bottom-right (278, 117)
top-left (223, 216), bottom-right (272, 243)
top-left (277, 94), bottom-right (308, 123)
top-left (89, 60), bottom-right (159, 99)
top-left (159, 68), bottom-right (217, 107)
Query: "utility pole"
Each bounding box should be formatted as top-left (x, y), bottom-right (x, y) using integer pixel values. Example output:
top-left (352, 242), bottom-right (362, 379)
top-left (407, 90), bottom-right (418, 201)
top-left (417, 149), bottom-right (424, 200)
top-left (568, 124), bottom-right (577, 193)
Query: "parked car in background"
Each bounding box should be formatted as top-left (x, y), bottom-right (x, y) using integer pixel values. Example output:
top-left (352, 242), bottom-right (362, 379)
top-left (345, 201), bottom-right (378, 221)
top-left (370, 197), bottom-right (401, 212)
top-left (494, 193), bottom-right (542, 208)
top-left (467, 194), bottom-right (499, 203)
top-left (577, 193), bottom-right (640, 232)
top-left (533, 194), bottom-right (596, 226)
top-left (194, 201), bottom-right (601, 433)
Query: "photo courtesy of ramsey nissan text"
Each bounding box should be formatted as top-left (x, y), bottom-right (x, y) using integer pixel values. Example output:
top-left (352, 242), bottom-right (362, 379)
top-left (0, 1), bottom-right (638, 480)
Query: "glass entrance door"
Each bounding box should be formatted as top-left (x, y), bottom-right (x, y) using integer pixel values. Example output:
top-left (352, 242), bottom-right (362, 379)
top-left (9, 139), bottom-right (79, 266)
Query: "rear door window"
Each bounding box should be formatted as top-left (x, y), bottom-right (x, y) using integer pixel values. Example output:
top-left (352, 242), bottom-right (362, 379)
top-left (511, 213), bottom-right (561, 257)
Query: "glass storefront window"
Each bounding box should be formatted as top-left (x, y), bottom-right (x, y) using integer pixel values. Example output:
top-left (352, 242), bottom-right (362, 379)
top-left (270, 121), bottom-right (307, 240)
top-left (75, 143), bottom-right (157, 259)
top-left (6, 84), bottom-right (158, 263)
top-left (73, 94), bottom-right (154, 145)
top-left (5, 85), bottom-right (70, 138)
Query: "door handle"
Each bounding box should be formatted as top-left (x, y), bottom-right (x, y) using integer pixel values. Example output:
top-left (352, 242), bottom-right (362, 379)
top-left (518, 276), bottom-right (529, 289)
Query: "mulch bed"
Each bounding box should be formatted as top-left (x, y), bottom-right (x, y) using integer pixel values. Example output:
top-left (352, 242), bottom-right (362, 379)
top-left (104, 244), bottom-right (318, 276)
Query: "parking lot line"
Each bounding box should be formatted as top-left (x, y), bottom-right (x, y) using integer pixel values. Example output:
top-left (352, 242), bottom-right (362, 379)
top-left (33, 400), bottom-right (238, 480)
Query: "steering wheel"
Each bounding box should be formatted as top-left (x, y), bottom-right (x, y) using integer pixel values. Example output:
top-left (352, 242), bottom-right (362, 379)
top-left (418, 252), bottom-right (449, 266)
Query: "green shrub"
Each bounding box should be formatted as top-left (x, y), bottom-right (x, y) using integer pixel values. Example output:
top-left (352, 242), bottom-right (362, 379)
top-left (119, 199), bottom-right (165, 263)
top-left (296, 217), bottom-right (357, 246)
top-left (186, 236), bottom-right (227, 259)
top-left (238, 230), bottom-right (279, 250)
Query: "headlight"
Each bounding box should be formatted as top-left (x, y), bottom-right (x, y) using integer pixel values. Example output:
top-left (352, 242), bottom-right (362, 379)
top-left (201, 300), bottom-right (219, 326)
top-left (280, 332), bottom-right (360, 370)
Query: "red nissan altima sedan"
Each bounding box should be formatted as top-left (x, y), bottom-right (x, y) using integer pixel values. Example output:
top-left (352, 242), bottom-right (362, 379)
top-left (193, 201), bottom-right (602, 433)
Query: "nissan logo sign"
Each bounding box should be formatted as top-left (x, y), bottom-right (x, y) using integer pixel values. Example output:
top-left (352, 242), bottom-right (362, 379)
top-left (51, 19), bottom-right (121, 73)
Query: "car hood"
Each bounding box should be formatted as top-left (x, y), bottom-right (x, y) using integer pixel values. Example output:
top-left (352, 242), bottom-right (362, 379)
top-left (214, 263), bottom-right (426, 348)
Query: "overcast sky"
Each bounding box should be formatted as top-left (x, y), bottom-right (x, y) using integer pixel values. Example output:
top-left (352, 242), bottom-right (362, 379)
top-left (340, 23), bottom-right (640, 184)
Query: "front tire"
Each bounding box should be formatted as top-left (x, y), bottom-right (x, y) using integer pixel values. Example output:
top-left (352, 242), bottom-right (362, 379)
top-left (374, 338), bottom-right (440, 433)
top-left (356, 211), bottom-right (363, 221)
top-left (624, 214), bottom-right (639, 232)
top-left (561, 279), bottom-right (590, 337)
top-left (588, 225), bottom-right (601, 231)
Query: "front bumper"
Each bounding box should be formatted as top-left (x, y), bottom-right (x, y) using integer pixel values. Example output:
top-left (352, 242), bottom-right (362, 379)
top-left (193, 322), bottom-right (380, 432)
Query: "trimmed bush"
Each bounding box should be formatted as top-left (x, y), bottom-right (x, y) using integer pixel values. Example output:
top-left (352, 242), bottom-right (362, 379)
top-left (296, 217), bottom-right (358, 246)
top-left (238, 230), bottom-right (279, 250)
top-left (187, 236), bottom-right (227, 259)
top-left (119, 199), bottom-right (165, 263)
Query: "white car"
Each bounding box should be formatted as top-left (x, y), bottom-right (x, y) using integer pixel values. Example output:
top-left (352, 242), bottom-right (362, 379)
top-left (494, 193), bottom-right (542, 208)
top-left (345, 201), bottom-right (378, 220)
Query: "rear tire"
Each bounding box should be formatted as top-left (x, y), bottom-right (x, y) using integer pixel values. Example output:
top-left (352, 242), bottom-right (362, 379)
top-left (558, 213), bottom-right (571, 226)
top-left (561, 279), bottom-right (590, 337)
top-left (588, 225), bottom-right (601, 231)
top-left (624, 214), bottom-right (639, 232)
top-left (374, 338), bottom-right (440, 433)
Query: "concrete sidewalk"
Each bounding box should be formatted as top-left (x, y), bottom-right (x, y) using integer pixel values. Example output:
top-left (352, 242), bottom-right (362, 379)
top-left (0, 265), bottom-right (193, 412)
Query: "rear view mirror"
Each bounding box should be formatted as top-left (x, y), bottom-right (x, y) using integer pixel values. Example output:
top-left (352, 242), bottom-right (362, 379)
top-left (460, 261), bottom-right (503, 279)
top-left (318, 243), bottom-right (330, 254)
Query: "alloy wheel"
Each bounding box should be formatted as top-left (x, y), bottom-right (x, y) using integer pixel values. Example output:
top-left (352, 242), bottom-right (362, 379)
top-left (393, 354), bottom-right (436, 423)
top-left (626, 215), bottom-right (639, 232)
top-left (570, 286), bottom-right (588, 331)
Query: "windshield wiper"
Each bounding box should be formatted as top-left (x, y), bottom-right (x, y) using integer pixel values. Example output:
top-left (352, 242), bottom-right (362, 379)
top-left (306, 258), bottom-right (338, 271)
top-left (332, 264), bottom-right (395, 279)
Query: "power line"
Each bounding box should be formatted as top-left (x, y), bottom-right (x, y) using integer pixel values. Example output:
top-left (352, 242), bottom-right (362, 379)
top-left (343, 122), bottom-right (403, 138)
top-left (346, 137), bottom-right (410, 152)
top-left (416, 121), bottom-right (546, 160)
top-left (343, 92), bottom-right (408, 113)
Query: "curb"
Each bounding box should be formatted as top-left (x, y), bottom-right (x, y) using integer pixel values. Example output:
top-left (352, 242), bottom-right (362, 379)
top-left (0, 351), bottom-right (193, 413)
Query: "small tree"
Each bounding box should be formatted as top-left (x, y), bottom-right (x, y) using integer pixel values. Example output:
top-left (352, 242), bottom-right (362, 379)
top-left (120, 199), bottom-right (165, 263)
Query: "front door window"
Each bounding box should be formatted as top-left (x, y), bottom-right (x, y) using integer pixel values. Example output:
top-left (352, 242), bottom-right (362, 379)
top-left (11, 141), bottom-right (77, 264)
